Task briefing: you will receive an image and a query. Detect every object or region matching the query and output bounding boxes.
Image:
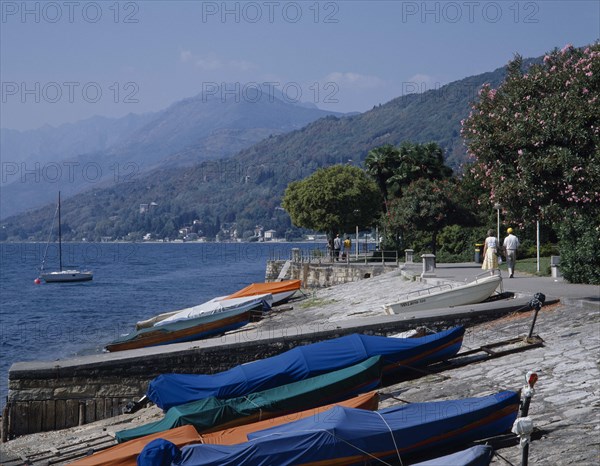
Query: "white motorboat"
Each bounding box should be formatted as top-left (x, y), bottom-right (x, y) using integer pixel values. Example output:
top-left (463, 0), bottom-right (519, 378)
top-left (383, 272), bottom-right (502, 315)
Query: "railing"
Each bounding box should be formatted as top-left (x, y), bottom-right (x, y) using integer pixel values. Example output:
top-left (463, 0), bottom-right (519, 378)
top-left (268, 248), bottom-right (399, 264)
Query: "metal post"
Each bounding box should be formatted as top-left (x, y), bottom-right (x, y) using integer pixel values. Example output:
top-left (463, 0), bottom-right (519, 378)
top-left (355, 225), bottom-right (359, 260)
top-left (78, 401), bottom-right (86, 426)
top-left (494, 202), bottom-right (501, 243)
top-left (497, 208), bottom-right (500, 242)
top-left (512, 417), bottom-right (534, 466)
top-left (536, 220), bottom-right (540, 273)
top-left (512, 370), bottom-right (537, 466)
top-left (520, 371), bottom-right (538, 417)
top-left (527, 293), bottom-right (545, 339)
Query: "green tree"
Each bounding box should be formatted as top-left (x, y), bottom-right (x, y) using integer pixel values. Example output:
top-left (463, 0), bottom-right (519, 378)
top-left (364, 144), bottom-right (400, 211)
top-left (462, 44), bottom-right (600, 283)
top-left (366, 142), bottom-right (454, 250)
top-left (365, 142), bottom-right (453, 204)
top-left (386, 178), bottom-right (454, 257)
top-left (282, 165), bottom-right (381, 237)
top-left (389, 142), bottom-right (453, 193)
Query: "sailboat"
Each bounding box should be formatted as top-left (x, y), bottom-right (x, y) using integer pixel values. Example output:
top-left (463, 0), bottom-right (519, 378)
top-left (39, 192), bottom-right (93, 283)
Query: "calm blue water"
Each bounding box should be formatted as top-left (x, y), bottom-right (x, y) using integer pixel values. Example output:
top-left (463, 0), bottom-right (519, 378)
top-left (0, 242), bottom-right (322, 406)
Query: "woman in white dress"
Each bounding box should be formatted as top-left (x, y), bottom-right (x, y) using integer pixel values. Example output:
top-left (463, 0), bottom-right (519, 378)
top-left (481, 229), bottom-right (499, 270)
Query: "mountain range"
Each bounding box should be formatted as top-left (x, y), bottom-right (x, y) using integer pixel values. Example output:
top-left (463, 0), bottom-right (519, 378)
top-left (1, 58), bottom-right (540, 241)
top-left (1, 89), bottom-right (341, 219)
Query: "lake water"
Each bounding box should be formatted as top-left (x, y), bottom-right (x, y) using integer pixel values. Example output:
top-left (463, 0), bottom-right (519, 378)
top-left (0, 241), bottom-right (323, 407)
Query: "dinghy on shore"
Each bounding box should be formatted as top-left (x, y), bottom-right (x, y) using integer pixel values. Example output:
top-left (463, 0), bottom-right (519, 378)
top-left (105, 295), bottom-right (272, 352)
top-left (384, 272), bottom-right (502, 315)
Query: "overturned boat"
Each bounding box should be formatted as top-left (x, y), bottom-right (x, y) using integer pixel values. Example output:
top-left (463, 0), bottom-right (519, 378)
top-left (105, 295), bottom-right (272, 352)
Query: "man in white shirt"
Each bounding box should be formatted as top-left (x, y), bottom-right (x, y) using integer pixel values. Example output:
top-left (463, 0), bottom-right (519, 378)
top-left (503, 228), bottom-right (520, 278)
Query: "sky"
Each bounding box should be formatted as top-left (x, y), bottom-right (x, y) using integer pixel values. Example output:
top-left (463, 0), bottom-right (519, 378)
top-left (1, 0), bottom-right (599, 131)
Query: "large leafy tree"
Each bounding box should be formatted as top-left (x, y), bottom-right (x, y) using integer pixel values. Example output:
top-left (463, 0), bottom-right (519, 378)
top-left (462, 44), bottom-right (600, 283)
top-left (365, 142), bottom-right (453, 207)
top-left (364, 144), bottom-right (399, 211)
top-left (282, 165), bottom-right (381, 236)
top-left (386, 178), bottom-right (454, 257)
top-left (365, 142), bottom-right (454, 250)
top-left (462, 44), bottom-right (599, 222)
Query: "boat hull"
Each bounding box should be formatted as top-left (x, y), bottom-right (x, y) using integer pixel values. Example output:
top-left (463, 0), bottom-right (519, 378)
top-left (147, 326), bottom-right (465, 410)
top-left (105, 308), bottom-right (252, 352)
top-left (70, 393), bottom-right (379, 466)
top-left (116, 356), bottom-right (384, 442)
top-left (41, 270), bottom-right (93, 283)
top-left (384, 274), bottom-right (502, 314)
top-left (137, 391), bottom-right (519, 466)
top-left (224, 280), bottom-right (302, 305)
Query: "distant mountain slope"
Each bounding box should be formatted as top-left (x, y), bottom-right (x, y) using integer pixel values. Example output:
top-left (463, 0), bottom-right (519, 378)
top-left (0, 91), bottom-right (341, 219)
top-left (0, 113), bottom-right (155, 169)
top-left (2, 58), bottom-right (543, 241)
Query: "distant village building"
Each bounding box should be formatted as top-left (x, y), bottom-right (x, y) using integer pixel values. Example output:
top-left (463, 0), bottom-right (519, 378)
top-left (183, 232), bottom-right (199, 242)
top-left (140, 202), bottom-right (158, 214)
top-left (264, 229), bottom-right (277, 241)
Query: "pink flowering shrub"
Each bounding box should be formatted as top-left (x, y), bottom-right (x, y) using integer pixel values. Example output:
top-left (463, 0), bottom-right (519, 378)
top-left (462, 43), bottom-right (600, 283)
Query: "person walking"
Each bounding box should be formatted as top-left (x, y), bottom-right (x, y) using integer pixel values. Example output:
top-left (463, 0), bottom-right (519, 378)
top-left (333, 234), bottom-right (341, 262)
top-left (481, 229), bottom-right (499, 271)
top-left (503, 227), bottom-right (520, 278)
top-left (343, 236), bottom-right (352, 261)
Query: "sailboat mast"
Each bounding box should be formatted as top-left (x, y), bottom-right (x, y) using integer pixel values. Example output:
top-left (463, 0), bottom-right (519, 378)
top-left (58, 191), bottom-right (63, 272)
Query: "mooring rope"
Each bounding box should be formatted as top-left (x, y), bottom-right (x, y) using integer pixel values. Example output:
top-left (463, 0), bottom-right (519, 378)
top-left (374, 410), bottom-right (404, 466)
top-left (242, 395), bottom-right (264, 421)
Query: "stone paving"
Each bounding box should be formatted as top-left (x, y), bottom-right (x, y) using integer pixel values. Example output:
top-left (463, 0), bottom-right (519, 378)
top-left (376, 302), bottom-right (600, 465)
top-left (1, 265), bottom-right (599, 465)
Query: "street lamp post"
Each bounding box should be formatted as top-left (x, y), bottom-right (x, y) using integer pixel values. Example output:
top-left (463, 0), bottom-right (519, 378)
top-left (493, 202), bottom-right (502, 241)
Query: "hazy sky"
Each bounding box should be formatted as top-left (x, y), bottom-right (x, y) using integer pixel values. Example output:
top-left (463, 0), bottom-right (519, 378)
top-left (1, 0), bottom-right (598, 131)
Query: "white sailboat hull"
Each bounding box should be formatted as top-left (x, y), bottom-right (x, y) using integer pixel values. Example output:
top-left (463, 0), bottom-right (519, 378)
top-left (383, 274), bottom-right (502, 315)
top-left (39, 192), bottom-right (93, 284)
top-left (41, 270), bottom-right (93, 283)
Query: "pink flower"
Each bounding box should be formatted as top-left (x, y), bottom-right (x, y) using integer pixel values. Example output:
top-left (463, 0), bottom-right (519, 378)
top-left (518, 149), bottom-right (524, 156)
top-left (561, 44), bottom-right (573, 54)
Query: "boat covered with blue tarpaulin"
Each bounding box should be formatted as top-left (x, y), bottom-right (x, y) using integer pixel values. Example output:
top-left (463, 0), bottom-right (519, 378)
top-left (116, 355), bottom-right (384, 443)
top-left (147, 326), bottom-right (465, 410)
top-left (136, 391), bottom-right (518, 465)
